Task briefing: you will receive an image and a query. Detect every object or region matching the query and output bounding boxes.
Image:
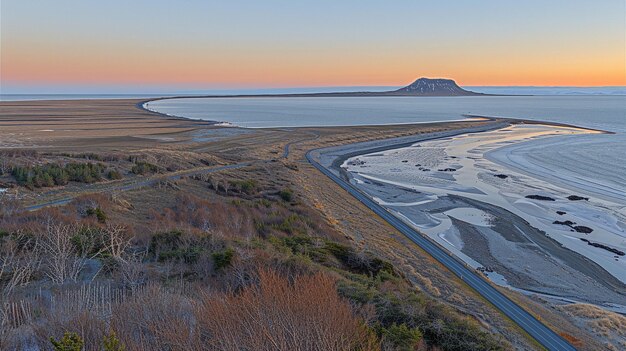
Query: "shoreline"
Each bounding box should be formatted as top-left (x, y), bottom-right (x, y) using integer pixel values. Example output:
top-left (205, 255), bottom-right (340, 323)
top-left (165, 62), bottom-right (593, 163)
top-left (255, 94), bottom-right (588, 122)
top-left (462, 114), bottom-right (616, 135)
top-left (137, 96), bottom-right (616, 134)
top-left (331, 123), bottom-right (625, 310)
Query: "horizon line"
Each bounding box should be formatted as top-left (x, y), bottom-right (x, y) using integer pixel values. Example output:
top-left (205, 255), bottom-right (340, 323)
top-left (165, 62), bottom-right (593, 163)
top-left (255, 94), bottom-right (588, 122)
top-left (2, 84), bottom-right (626, 95)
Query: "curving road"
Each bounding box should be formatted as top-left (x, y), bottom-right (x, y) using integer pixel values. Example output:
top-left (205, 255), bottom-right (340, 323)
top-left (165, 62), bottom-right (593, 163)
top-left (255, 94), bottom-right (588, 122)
top-left (305, 148), bottom-right (576, 351)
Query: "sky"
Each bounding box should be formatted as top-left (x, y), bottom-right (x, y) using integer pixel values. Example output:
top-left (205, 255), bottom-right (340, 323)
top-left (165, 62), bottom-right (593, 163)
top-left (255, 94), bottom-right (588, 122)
top-left (1, 0), bottom-right (625, 93)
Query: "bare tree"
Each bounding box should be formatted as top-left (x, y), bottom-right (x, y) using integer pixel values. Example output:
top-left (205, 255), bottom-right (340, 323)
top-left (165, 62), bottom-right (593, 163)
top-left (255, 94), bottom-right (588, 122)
top-left (102, 223), bottom-right (132, 263)
top-left (37, 222), bottom-right (103, 284)
top-left (0, 231), bottom-right (41, 295)
top-left (118, 252), bottom-right (147, 292)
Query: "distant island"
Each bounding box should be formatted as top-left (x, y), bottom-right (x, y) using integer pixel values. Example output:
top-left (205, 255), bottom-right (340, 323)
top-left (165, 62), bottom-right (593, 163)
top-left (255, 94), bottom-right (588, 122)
top-left (389, 78), bottom-right (484, 96)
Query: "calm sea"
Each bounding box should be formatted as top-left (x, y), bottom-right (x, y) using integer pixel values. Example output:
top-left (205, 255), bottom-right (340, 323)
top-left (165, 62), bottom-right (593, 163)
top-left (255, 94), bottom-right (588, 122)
top-left (144, 95), bottom-right (625, 131)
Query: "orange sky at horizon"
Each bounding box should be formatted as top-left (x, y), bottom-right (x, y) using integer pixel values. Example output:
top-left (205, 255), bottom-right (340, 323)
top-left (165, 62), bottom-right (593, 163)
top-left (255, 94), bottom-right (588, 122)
top-left (5, 38), bottom-right (624, 88)
top-left (2, 1), bottom-right (625, 90)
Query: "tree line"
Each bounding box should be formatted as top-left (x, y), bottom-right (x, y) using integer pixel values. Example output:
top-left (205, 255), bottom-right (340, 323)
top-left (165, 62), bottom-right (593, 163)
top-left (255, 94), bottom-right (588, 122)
top-left (10, 163), bottom-right (118, 188)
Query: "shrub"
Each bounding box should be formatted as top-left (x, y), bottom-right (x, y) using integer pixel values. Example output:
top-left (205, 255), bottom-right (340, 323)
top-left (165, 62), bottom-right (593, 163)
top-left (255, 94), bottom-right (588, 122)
top-left (254, 219), bottom-right (268, 235)
top-left (50, 332), bottom-right (84, 351)
top-left (107, 169), bottom-right (123, 180)
top-left (370, 289), bottom-right (504, 351)
top-left (86, 207), bottom-right (107, 223)
top-left (337, 279), bottom-right (377, 304)
top-left (280, 235), bottom-right (314, 254)
top-left (272, 214), bottom-right (303, 234)
top-left (279, 188), bottom-right (293, 202)
top-left (70, 225), bottom-right (105, 257)
top-left (102, 331), bottom-right (125, 351)
top-left (380, 323), bottom-right (423, 350)
top-left (323, 241), bottom-right (396, 277)
top-left (131, 161), bottom-right (158, 175)
top-left (65, 163), bottom-right (105, 183)
top-left (149, 230), bottom-right (183, 253)
top-left (212, 248), bottom-right (235, 270)
top-left (230, 179), bottom-right (258, 195)
top-left (254, 198), bottom-right (272, 208)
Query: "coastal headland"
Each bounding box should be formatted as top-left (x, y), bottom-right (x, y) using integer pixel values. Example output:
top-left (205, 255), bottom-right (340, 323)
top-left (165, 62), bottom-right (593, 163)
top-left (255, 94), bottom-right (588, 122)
top-left (1, 97), bottom-right (622, 350)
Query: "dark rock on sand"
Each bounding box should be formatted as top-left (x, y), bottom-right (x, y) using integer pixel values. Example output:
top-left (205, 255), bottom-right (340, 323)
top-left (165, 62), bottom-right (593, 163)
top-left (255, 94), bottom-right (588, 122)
top-left (554, 220), bottom-right (575, 226)
top-left (573, 226), bottom-right (593, 234)
top-left (526, 194), bottom-right (556, 201)
top-left (581, 239), bottom-right (625, 256)
top-left (568, 195), bottom-right (589, 201)
top-left (554, 220), bottom-right (594, 233)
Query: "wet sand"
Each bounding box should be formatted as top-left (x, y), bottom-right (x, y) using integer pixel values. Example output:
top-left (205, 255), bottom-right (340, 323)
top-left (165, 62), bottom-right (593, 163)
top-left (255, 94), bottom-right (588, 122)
top-left (328, 123), bottom-right (626, 311)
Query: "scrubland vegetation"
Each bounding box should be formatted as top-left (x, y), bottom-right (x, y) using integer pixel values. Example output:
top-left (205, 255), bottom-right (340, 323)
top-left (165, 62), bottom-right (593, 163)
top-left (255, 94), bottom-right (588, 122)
top-left (11, 163), bottom-right (108, 188)
top-left (0, 154), bottom-right (508, 350)
top-left (0, 149), bottom-right (219, 190)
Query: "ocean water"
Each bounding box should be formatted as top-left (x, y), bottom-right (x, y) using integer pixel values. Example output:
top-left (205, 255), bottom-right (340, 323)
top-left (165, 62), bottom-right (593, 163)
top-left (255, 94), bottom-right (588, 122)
top-left (467, 86), bottom-right (626, 96)
top-left (145, 95), bottom-right (624, 130)
top-left (148, 95), bottom-right (626, 205)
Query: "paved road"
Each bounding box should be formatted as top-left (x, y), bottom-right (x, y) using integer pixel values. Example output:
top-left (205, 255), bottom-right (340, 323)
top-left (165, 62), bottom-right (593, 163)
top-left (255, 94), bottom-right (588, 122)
top-left (280, 130), bottom-right (320, 159)
top-left (306, 150), bottom-right (576, 351)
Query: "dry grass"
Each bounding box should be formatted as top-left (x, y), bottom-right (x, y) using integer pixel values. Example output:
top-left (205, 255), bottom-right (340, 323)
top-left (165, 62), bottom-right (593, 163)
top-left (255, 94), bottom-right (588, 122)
top-left (2, 270), bottom-right (378, 351)
top-left (556, 303), bottom-right (626, 350)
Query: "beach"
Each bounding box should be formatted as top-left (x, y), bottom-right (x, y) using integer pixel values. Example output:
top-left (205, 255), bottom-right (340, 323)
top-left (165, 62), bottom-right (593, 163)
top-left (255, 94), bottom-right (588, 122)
top-left (334, 123), bottom-right (626, 310)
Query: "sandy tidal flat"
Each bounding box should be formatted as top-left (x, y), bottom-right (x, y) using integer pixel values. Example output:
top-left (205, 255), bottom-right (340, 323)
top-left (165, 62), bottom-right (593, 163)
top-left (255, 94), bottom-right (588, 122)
top-left (343, 124), bottom-right (626, 310)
